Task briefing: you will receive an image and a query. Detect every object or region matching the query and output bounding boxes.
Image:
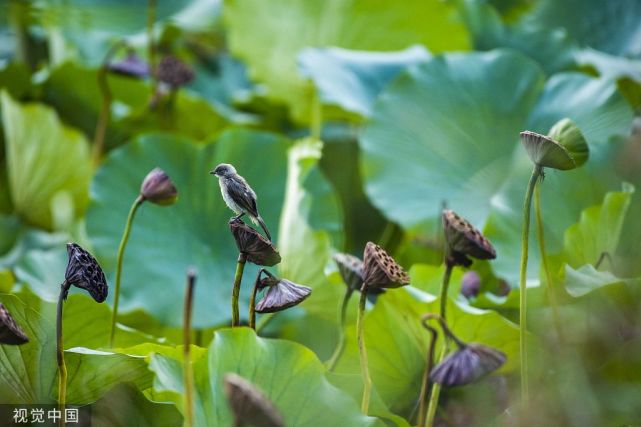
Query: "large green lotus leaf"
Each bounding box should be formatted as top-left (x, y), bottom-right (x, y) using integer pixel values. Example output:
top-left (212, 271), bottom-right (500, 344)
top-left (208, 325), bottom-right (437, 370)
top-left (522, 0), bottom-right (641, 57)
top-left (1, 92), bottom-right (92, 230)
top-left (86, 130), bottom-right (288, 327)
top-left (278, 137), bottom-right (342, 288)
top-left (459, 1), bottom-right (578, 75)
top-left (485, 73), bottom-right (633, 284)
top-left (43, 62), bottom-right (228, 148)
top-left (149, 327), bottom-right (381, 426)
top-left (0, 62), bottom-right (34, 100)
top-left (223, 0), bottom-right (469, 123)
top-left (298, 46), bottom-right (431, 118)
top-left (562, 184), bottom-right (634, 268)
top-left (360, 49), bottom-right (545, 228)
top-left (334, 287), bottom-right (519, 415)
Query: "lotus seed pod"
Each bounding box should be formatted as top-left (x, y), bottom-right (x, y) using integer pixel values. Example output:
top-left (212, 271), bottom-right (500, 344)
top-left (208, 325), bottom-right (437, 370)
top-left (156, 56), bottom-right (195, 88)
top-left (362, 242), bottom-right (410, 289)
top-left (255, 277), bottom-right (312, 313)
top-left (333, 253), bottom-right (364, 291)
top-left (442, 210), bottom-right (496, 266)
top-left (548, 118), bottom-right (589, 168)
top-left (229, 218), bottom-right (281, 266)
top-left (140, 167), bottom-right (178, 205)
top-left (0, 303), bottom-right (29, 345)
top-left (520, 130), bottom-right (576, 170)
top-left (430, 342), bottom-right (506, 387)
top-left (223, 373), bottom-right (284, 427)
top-left (65, 243), bottom-right (109, 303)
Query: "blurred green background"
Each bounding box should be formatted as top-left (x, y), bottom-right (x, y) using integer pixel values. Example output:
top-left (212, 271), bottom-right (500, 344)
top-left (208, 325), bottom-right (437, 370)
top-left (0, 0), bottom-right (640, 425)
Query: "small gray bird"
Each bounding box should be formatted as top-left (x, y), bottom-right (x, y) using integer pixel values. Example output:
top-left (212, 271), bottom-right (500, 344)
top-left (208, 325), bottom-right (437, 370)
top-left (210, 163), bottom-right (272, 241)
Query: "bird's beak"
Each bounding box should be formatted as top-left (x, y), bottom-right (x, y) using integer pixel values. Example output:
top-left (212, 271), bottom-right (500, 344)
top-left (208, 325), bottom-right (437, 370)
top-left (209, 170), bottom-right (216, 176)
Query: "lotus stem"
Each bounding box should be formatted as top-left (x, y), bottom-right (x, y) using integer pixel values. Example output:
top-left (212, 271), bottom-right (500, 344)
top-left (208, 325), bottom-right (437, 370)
top-left (424, 261), bottom-right (454, 426)
top-left (183, 269), bottom-right (196, 427)
top-left (534, 182), bottom-right (564, 342)
top-left (595, 251), bottom-right (613, 270)
top-left (57, 281), bottom-right (70, 427)
top-left (417, 317), bottom-right (438, 427)
top-left (231, 253), bottom-right (247, 327)
top-left (327, 287), bottom-right (354, 372)
top-left (357, 282), bottom-right (372, 414)
top-left (147, 0), bottom-right (157, 98)
top-left (110, 195), bottom-right (145, 347)
top-left (519, 164), bottom-right (542, 402)
top-left (310, 89), bottom-right (322, 140)
top-left (249, 269), bottom-right (267, 330)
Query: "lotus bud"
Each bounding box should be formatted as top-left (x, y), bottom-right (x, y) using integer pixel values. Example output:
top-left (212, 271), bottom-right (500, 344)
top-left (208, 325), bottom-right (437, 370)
top-left (229, 218), bottom-right (281, 266)
top-left (140, 167), bottom-right (178, 205)
top-left (223, 373), bottom-right (284, 427)
top-left (547, 118), bottom-right (589, 168)
top-left (362, 242), bottom-right (410, 289)
top-left (0, 303), bottom-right (29, 345)
top-left (65, 243), bottom-right (109, 303)
top-left (461, 271), bottom-right (481, 299)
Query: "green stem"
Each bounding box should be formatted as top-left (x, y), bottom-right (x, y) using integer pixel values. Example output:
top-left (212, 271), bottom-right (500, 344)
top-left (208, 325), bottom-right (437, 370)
top-left (110, 195), bottom-right (144, 347)
top-left (357, 283), bottom-right (371, 414)
top-left (183, 269), bottom-right (196, 427)
top-left (249, 269), bottom-right (266, 330)
top-left (519, 165), bottom-right (542, 402)
top-left (424, 262), bottom-right (454, 426)
top-left (231, 253), bottom-right (247, 327)
top-left (57, 281), bottom-right (70, 427)
top-left (327, 287), bottom-right (354, 372)
top-left (310, 89), bottom-right (322, 140)
top-left (147, 0), bottom-right (158, 98)
top-left (534, 182), bottom-right (564, 342)
top-left (417, 319), bottom-right (438, 427)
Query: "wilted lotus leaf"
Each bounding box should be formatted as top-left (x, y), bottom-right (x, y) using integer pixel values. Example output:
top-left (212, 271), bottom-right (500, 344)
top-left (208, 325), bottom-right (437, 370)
top-left (65, 243), bottom-right (109, 303)
top-left (362, 242), bottom-right (410, 289)
top-left (0, 303), bottom-right (29, 345)
top-left (547, 118), bottom-right (589, 168)
top-left (230, 218), bottom-right (281, 266)
top-left (443, 210), bottom-right (496, 265)
top-left (430, 343), bottom-right (506, 387)
top-left (255, 276), bottom-right (311, 313)
top-left (223, 373), bottom-right (285, 427)
top-left (333, 252), bottom-right (364, 291)
top-left (156, 56), bottom-right (195, 88)
top-left (140, 167), bottom-right (178, 205)
top-left (520, 130), bottom-right (576, 171)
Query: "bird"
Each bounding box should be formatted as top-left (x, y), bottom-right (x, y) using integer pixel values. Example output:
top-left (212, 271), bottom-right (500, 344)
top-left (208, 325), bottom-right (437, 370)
top-left (210, 163), bottom-right (272, 241)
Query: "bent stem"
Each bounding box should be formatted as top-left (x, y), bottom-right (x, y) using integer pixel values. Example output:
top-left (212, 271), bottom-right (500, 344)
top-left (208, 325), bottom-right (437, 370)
top-left (417, 317), bottom-right (438, 427)
top-left (249, 269), bottom-right (268, 330)
top-left (183, 269), bottom-right (196, 427)
top-left (110, 195), bottom-right (145, 347)
top-left (534, 183), bottom-right (564, 342)
top-left (57, 281), bottom-right (70, 427)
top-left (424, 261), bottom-right (454, 427)
top-left (327, 287), bottom-right (354, 372)
top-left (357, 282), bottom-right (372, 414)
top-left (231, 253), bottom-right (248, 327)
top-left (519, 164), bottom-right (542, 402)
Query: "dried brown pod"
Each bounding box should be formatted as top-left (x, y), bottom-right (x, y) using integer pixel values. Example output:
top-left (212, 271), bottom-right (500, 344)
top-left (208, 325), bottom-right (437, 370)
top-left (255, 276), bottom-right (311, 313)
top-left (223, 373), bottom-right (285, 427)
top-left (0, 303), bottom-right (29, 345)
top-left (430, 343), bottom-right (506, 387)
top-left (362, 242), bottom-right (410, 289)
top-left (65, 243), bottom-right (108, 303)
top-left (229, 218), bottom-right (281, 266)
top-left (140, 167), bottom-right (178, 205)
top-left (333, 252), bottom-right (364, 291)
top-left (442, 210), bottom-right (496, 266)
top-left (156, 56), bottom-right (195, 88)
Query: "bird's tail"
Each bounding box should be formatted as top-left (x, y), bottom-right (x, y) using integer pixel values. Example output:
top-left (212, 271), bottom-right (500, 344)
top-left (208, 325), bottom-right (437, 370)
top-left (251, 214), bottom-right (272, 241)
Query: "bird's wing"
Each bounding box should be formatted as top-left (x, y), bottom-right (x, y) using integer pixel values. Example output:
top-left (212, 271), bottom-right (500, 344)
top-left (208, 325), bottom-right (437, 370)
top-left (227, 176), bottom-right (259, 216)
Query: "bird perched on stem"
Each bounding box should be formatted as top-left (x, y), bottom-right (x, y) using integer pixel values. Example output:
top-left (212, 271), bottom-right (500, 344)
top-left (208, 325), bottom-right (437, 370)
top-left (210, 163), bottom-right (272, 241)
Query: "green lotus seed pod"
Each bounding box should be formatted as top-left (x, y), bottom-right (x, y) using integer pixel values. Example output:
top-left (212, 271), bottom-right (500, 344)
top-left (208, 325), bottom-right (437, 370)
top-left (548, 118), bottom-right (589, 168)
top-left (520, 130), bottom-right (576, 170)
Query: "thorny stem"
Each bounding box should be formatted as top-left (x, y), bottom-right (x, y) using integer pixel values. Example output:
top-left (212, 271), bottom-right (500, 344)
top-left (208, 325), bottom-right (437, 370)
top-left (231, 253), bottom-right (247, 327)
top-left (110, 195), bottom-right (145, 347)
top-left (92, 41), bottom-right (126, 165)
top-left (357, 282), bottom-right (372, 414)
top-left (424, 261), bottom-right (455, 427)
top-left (183, 269), bottom-right (197, 427)
top-left (519, 164), bottom-right (542, 402)
top-left (327, 287), bottom-right (355, 372)
top-left (57, 281), bottom-right (71, 427)
top-left (534, 182), bottom-right (564, 342)
top-left (249, 269), bottom-right (268, 330)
